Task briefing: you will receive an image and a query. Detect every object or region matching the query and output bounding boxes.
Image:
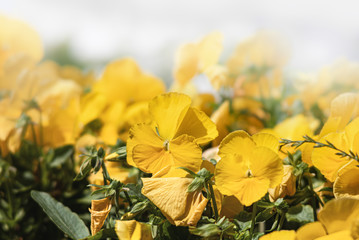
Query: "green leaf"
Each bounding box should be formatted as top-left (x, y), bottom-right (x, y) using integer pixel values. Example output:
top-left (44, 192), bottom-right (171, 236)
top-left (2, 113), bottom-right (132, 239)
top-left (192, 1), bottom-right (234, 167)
top-left (31, 190), bottom-right (90, 239)
top-left (50, 145), bottom-right (74, 168)
top-left (286, 205), bottom-right (314, 224)
top-left (189, 224), bottom-right (221, 237)
top-left (80, 228), bottom-right (117, 240)
top-left (318, 187), bottom-right (333, 192)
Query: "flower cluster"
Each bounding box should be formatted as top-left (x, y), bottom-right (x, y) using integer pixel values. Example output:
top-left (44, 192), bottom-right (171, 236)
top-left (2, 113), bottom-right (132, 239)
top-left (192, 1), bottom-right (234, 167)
top-left (1, 15), bottom-right (359, 240)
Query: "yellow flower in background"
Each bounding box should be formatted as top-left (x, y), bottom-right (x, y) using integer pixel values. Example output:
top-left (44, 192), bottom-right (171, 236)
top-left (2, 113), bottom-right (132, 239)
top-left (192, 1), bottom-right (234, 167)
top-left (99, 101), bottom-right (150, 144)
top-left (227, 31), bottom-right (289, 76)
top-left (89, 161), bottom-right (135, 190)
top-left (259, 230), bottom-right (296, 240)
top-left (127, 92), bottom-right (218, 177)
top-left (115, 220), bottom-right (152, 240)
top-left (0, 15), bottom-right (43, 78)
top-left (173, 32), bottom-right (223, 88)
top-left (215, 130), bottom-right (283, 206)
top-left (141, 177), bottom-right (208, 226)
top-left (226, 31), bottom-right (289, 99)
top-left (79, 58), bottom-right (165, 144)
top-left (211, 98), bottom-right (265, 146)
top-left (296, 198), bottom-right (359, 240)
top-left (262, 114), bottom-right (316, 159)
top-left (296, 60), bottom-right (359, 112)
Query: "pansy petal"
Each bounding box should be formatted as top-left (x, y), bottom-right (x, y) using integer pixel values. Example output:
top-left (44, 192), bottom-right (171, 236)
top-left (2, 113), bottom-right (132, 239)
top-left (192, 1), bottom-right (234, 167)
top-left (329, 92), bottom-right (359, 131)
top-left (315, 230), bottom-right (352, 240)
top-left (318, 198), bottom-right (359, 234)
top-left (211, 100), bottom-right (231, 146)
top-left (115, 220), bottom-right (141, 240)
top-left (344, 117), bottom-right (359, 152)
top-left (250, 146), bottom-right (283, 188)
top-left (296, 221), bottom-right (327, 240)
top-left (142, 177), bottom-right (208, 226)
top-left (149, 92), bottom-right (191, 140)
top-left (333, 160), bottom-right (359, 199)
top-left (170, 134), bottom-right (203, 174)
top-left (215, 154), bottom-right (247, 196)
top-left (127, 123), bottom-right (163, 166)
top-left (89, 198), bottom-right (112, 235)
top-left (197, 32), bottom-right (223, 72)
top-left (234, 177), bottom-right (271, 206)
top-left (312, 132), bottom-right (350, 182)
top-left (174, 43), bottom-right (199, 87)
top-left (252, 132), bottom-right (279, 153)
top-left (259, 230), bottom-right (296, 240)
top-left (132, 144), bottom-right (170, 174)
top-left (174, 107), bottom-right (218, 145)
top-left (218, 130), bottom-right (255, 158)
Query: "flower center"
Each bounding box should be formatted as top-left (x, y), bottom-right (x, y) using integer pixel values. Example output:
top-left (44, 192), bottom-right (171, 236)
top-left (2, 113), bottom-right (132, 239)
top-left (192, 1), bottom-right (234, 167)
top-left (246, 169), bottom-right (253, 178)
top-left (163, 140), bottom-right (170, 151)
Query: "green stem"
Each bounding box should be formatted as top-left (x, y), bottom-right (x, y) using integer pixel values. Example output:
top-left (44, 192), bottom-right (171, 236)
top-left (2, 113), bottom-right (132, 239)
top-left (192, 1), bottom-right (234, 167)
top-left (124, 190), bottom-right (133, 208)
top-left (114, 189), bottom-right (120, 218)
top-left (208, 181), bottom-right (219, 220)
top-left (5, 181), bottom-right (14, 219)
top-left (277, 212), bottom-right (286, 231)
top-left (39, 109), bottom-right (43, 147)
top-left (307, 175), bottom-right (318, 220)
top-left (101, 160), bottom-right (110, 185)
top-left (249, 202), bottom-right (257, 239)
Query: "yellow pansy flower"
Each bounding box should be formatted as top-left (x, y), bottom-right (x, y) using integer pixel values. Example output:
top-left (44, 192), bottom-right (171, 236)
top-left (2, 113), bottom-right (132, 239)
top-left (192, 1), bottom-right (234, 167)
top-left (259, 230), bottom-right (296, 240)
top-left (127, 92), bottom-right (218, 177)
top-left (79, 58), bottom-right (165, 126)
top-left (215, 130), bottom-right (283, 206)
top-left (312, 117), bottom-right (359, 182)
top-left (115, 220), bottom-right (152, 240)
top-left (79, 59), bottom-right (165, 145)
top-left (302, 92), bottom-right (359, 166)
top-left (174, 32), bottom-right (223, 88)
top-left (296, 198), bottom-right (359, 240)
top-left (141, 177), bottom-right (208, 226)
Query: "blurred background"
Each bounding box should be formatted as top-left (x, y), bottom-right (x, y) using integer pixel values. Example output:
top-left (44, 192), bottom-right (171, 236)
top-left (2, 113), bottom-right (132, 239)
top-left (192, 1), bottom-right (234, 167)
top-left (1, 0), bottom-right (359, 84)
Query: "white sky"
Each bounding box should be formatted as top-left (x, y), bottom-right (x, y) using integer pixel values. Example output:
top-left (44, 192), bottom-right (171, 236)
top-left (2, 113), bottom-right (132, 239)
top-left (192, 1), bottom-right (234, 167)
top-left (1, 0), bottom-right (359, 81)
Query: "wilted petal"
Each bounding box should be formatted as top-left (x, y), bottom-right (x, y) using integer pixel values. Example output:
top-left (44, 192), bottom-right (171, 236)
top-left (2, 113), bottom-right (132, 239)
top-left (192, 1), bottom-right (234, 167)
top-left (142, 177), bottom-right (208, 226)
top-left (89, 198), bottom-right (112, 235)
